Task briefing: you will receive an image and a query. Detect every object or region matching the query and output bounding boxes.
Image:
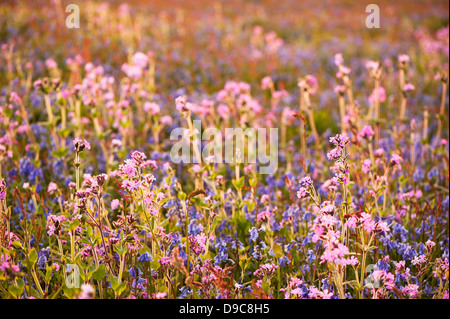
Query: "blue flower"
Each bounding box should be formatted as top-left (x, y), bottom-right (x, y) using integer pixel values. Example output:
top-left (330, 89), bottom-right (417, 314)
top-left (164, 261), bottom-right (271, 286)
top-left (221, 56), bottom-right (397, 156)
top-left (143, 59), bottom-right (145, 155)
top-left (128, 267), bottom-right (143, 278)
top-left (306, 249), bottom-right (315, 264)
top-left (138, 252), bottom-right (153, 263)
top-left (279, 256), bottom-right (290, 267)
top-left (188, 219), bottom-right (201, 237)
top-left (249, 227), bottom-right (259, 243)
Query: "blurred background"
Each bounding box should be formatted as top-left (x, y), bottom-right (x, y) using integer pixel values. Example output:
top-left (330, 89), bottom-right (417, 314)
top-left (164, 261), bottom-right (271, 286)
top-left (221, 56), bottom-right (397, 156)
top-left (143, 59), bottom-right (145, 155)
top-left (0, 0), bottom-right (448, 123)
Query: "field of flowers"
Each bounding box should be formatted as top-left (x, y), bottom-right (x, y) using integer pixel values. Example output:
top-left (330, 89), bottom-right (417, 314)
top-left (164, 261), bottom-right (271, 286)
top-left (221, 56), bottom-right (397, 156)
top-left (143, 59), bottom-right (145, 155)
top-left (0, 0), bottom-right (448, 300)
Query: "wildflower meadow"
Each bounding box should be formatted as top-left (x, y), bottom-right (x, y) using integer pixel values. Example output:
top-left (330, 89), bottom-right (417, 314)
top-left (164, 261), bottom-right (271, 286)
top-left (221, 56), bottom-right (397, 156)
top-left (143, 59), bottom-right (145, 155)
top-left (0, 0), bottom-right (448, 303)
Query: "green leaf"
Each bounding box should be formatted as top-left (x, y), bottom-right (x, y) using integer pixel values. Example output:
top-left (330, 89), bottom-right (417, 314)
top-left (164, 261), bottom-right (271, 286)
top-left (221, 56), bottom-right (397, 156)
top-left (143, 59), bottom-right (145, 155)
top-left (8, 284), bottom-right (23, 298)
top-left (59, 128), bottom-right (71, 138)
top-left (159, 218), bottom-right (170, 228)
top-left (150, 257), bottom-right (161, 271)
top-left (28, 248), bottom-right (38, 267)
top-left (57, 97), bottom-right (66, 105)
top-left (17, 278), bottom-right (25, 290)
top-left (110, 275), bottom-right (120, 291)
top-left (63, 285), bottom-right (75, 299)
top-left (262, 280), bottom-right (270, 295)
top-left (232, 176), bottom-right (245, 192)
top-left (247, 201), bottom-right (255, 213)
top-left (114, 243), bottom-right (127, 257)
top-left (178, 192), bottom-right (186, 201)
top-left (69, 219), bottom-right (80, 232)
top-left (273, 243), bottom-right (283, 259)
top-left (45, 265), bottom-right (53, 283)
top-left (86, 226), bottom-right (93, 237)
top-left (115, 282), bottom-right (127, 297)
top-left (12, 240), bottom-right (23, 250)
top-left (92, 264), bottom-right (107, 281)
top-left (51, 147), bottom-right (69, 159)
top-left (77, 260), bottom-right (87, 271)
top-left (8, 278), bottom-right (25, 298)
top-left (79, 270), bottom-right (86, 282)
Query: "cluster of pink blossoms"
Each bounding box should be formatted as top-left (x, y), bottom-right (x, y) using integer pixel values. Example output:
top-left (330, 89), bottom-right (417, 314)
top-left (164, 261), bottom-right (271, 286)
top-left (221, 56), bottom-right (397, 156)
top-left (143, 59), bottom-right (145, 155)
top-left (46, 214), bottom-right (67, 236)
top-left (345, 212), bottom-right (390, 233)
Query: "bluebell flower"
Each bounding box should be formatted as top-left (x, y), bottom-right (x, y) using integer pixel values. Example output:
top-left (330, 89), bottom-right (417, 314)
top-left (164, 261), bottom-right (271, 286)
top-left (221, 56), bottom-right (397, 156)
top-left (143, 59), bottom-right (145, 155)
top-left (178, 286), bottom-right (193, 299)
top-left (37, 255), bottom-right (47, 269)
top-left (188, 219), bottom-right (201, 237)
top-left (413, 168), bottom-right (425, 183)
top-left (376, 259), bottom-right (390, 271)
top-left (300, 264), bottom-right (310, 275)
top-left (138, 252), bottom-right (153, 263)
top-left (249, 227), bottom-right (259, 243)
top-left (279, 255), bottom-right (290, 267)
top-left (306, 249), bottom-right (315, 264)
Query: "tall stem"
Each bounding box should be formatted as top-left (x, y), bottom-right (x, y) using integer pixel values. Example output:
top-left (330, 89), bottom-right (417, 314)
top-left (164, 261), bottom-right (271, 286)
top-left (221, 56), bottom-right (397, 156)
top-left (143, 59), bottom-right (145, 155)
top-left (435, 81), bottom-right (447, 146)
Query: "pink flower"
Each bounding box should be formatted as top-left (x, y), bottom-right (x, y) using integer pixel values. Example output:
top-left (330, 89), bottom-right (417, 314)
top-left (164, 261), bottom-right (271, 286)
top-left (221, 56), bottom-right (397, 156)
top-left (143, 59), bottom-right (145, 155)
top-left (299, 176), bottom-right (313, 187)
top-left (121, 179), bottom-right (141, 192)
top-left (160, 115), bottom-right (173, 126)
top-left (398, 54), bottom-right (410, 64)
top-left (175, 96), bottom-right (189, 113)
top-left (336, 66), bottom-right (351, 78)
top-left (217, 103), bottom-right (230, 120)
top-left (297, 187), bottom-right (308, 199)
top-left (0, 179), bottom-right (6, 201)
top-left (48, 182), bottom-right (58, 194)
top-left (78, 284), bottom-right (95, 299)
top-left (346, 216), bottom-right (358, 229)
top-left (365, 60), bottom-right (380, 71)
top-left (257, 210), bottom-right (272, 222)
top-left (144, 102), bottom-right (160, 115)
top-left (368, 86), bottom-right (386, 103)
top-left (304, 75), bottom-right (318, 95)
top-left (261, 76), bottom-right (273, 90)
top-left (321, 289), bottom-right (333, 299)
top-left (329, 134), bottom-right (349, 147)
top-left (111, 199), bottom-right (120, 210)
top-left (121, 63), bottom-right (142, 79)
top-left (131, 52), bottom-right (149, 68)
top-left (390, 154), bottom-right (403, 170)
top-left (327, 147), bottom-right (342, 160)
top-left (131, 151), bottom-right (147, 165)
top-left (334, 53), bottom-right (344, 66)
top-left (375, 221), bottom-right (390, 233)
top-left (362, 159), bottom-right (371, 174)
top-left (426, 240), bottom-right (436, 252)
top-left (120, 159), bottom-right (137, 177)
top-left (402, 83), bottom-right (415, 92)
top-left (9, 92), bottom-right (22, 104)
top-left (243, 164), bottom-right (253, 174)
top-left (73, 138), bottom-right (91, 153)
top-left (45, 58), bottom-right (58, 69)
top-left (159, 256), bottom-right (170, 266)
top-left (358, 125), bottom-right (375, 140)
top-left (334, 85), bottom-right (346, 95)
top-left (402, 284), bottom-right (419, 298)
top-left (412, 254), bottom-right (427, 265)
top-left (320, 204), bottom-right (335, 215)
top-left (273, 89), bottom-right (289, 100)
top-left (374, 148), bottom-right (385, 157)
top-left (154, 292), bottom-right (167, 299)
